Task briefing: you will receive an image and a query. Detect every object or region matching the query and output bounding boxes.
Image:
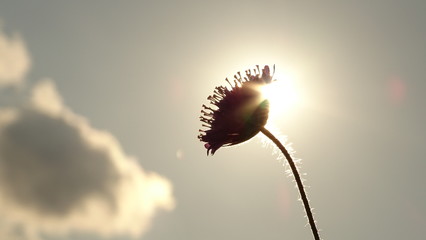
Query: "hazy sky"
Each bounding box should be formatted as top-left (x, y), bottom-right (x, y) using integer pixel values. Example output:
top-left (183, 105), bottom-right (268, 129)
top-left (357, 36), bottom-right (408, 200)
top-left (0, 1), bottom-right (425, 240)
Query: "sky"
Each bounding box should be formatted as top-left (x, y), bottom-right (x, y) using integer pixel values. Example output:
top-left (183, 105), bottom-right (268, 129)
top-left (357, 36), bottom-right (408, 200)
top-left (0, 1), bottom-right (425, 240)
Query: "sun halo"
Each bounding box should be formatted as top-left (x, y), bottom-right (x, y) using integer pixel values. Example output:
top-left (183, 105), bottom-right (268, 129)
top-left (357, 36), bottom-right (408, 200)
top-left (260, 72), bottom-right (300, 120)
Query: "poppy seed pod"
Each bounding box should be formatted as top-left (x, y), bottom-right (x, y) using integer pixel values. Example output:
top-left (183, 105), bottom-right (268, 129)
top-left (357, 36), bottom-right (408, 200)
top-left (198, 65), bottom-right (275, 155)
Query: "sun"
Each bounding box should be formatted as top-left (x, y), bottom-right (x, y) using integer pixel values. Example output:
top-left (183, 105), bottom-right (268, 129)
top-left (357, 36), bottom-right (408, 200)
top-left (260, 71), bottom-right (300, 119)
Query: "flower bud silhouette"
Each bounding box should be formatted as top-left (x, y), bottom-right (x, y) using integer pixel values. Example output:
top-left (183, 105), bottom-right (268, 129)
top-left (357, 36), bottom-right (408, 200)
top-left (198, 65), bottom-right (321, 240)
top-left (199, 65), bottom-right (273, 155)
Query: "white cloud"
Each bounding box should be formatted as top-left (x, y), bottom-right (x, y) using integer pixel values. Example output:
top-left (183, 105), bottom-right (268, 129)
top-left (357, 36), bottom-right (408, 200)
top-left (0, 25), bottom-right (30, 86)
top-left (0, 81), bottom-right (175, 240)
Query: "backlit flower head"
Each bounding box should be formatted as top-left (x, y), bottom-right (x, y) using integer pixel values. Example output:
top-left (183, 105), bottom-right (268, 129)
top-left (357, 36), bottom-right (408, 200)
top-left (199, 65), bottom-right (275, 155)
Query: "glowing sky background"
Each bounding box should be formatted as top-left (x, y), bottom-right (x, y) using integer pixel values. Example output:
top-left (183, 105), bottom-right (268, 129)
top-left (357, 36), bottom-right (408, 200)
top-left (0, 1), bottom-right (425, 240)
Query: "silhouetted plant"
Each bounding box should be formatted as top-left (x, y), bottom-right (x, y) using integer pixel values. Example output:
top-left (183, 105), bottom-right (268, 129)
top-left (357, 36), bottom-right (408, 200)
top-left (198, 65), bottom-right (321, 240)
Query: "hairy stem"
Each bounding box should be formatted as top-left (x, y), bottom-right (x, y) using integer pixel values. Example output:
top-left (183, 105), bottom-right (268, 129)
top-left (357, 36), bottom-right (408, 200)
top-left (260, 127), bottom-right (320, 240)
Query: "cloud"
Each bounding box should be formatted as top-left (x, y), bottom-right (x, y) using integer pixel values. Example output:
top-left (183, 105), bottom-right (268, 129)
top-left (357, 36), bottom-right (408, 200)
top-left (0, 25), bottom-right (30, 86)
top-left (0, 81), bottom-right (174, 240)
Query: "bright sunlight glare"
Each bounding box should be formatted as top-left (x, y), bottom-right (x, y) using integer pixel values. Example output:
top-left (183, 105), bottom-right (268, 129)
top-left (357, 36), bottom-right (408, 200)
top-left (260, 71), bottom-right (300, 119)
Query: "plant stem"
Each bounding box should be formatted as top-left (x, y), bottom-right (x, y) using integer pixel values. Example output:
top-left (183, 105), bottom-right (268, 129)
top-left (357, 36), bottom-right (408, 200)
top-left (260, 127), bottom-right (320, 240)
